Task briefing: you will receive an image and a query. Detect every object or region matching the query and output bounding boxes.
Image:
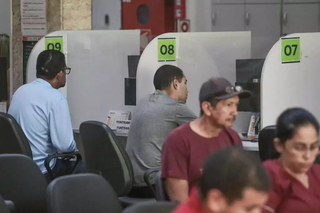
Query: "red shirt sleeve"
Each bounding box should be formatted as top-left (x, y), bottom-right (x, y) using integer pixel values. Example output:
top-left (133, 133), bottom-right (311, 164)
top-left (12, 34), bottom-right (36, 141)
top-left (263, 160), bottom-right (284, 213)
top-left (161, 128), bottom-right (189, 180)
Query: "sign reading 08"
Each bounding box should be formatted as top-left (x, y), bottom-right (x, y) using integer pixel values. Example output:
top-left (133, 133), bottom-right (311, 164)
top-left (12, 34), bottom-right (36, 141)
top-left (158, 37), bottom-right (176, 62)
top-left (281, 37), bottom-right (300, 64)
top-left (45, 36), bottom-right (63, 53)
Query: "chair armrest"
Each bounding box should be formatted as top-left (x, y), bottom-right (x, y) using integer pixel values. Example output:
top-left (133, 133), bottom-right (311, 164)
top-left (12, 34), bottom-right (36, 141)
top-left (4, 200), bottom-right (15, 213)
top-left (143, 167), bottom-right (161, 198)
top-left (44, 152), bottom-right (82, 180)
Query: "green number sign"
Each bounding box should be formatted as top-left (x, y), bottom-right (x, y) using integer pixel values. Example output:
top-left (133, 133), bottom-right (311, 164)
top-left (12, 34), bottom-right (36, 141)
top-left (158, 38), bottom-right (176, 62)
top-left (281, 37), bottom-right (300, 64)
top-left (45, 36), bottom-right (63, 53)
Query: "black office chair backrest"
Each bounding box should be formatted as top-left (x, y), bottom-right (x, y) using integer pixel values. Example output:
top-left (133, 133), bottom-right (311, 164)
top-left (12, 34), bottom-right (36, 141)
top-left (0, 112), bottom-right (32, 157)
top-left (155, 171), bottom-right (170, 201)
top-left (79, 121), bottom-right (133, 197)
top-left (0, 154), bottom-right (47, 213)
top-left (122, 201), bottom-right (177, 213)
top-left (47, 174), bottom-right (123, 213)
top-left (0, 194), bottom-right (11, 213)
top-left (258, 125), bottom-right (278, 162)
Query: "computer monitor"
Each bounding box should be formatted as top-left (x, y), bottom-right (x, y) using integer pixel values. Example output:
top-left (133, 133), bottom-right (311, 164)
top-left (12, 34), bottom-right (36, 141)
top-left (236, 82), bottom-right (260, 112)
top-left (236, 59), bottom-right (265, 83)
top-left (0, 57), bottom-right (8, 101)
top-left (124, 78), bottom-right (136, 106)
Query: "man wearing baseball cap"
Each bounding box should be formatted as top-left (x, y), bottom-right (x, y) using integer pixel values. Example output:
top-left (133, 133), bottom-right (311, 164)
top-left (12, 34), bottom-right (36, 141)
top-left (161, 77), bottom-right (251, 203)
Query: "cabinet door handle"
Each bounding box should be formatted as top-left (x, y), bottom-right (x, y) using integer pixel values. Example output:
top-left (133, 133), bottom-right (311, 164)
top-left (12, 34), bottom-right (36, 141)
top-left (245, 12), bottom-right (250, 26)
top-left (283, 12), bottom-right (288, 25)
top-left (212, 12), bottom-right (216, 25)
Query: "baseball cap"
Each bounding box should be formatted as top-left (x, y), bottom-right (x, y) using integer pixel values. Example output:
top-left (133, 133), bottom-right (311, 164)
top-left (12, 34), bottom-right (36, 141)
top-left (199, 77), bottom-right (251, 103)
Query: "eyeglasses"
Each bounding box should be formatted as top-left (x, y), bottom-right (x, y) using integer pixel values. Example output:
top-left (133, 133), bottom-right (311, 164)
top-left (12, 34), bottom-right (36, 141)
top-left (63, 67), bottom-right (71, 75)
top-left (215, 85), bottom-right (243, 97)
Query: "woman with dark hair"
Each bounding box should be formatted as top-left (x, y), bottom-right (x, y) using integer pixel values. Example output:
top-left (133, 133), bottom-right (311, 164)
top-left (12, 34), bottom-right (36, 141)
top-left (263, 108), bottom-right (320, 213)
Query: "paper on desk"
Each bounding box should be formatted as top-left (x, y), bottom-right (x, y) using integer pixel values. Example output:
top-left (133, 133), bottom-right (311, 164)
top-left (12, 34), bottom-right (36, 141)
top-left (115, 120), bottom-right (131, 137)
top-left (0, 102), bottom-right (7, 113)
top-left (106, 110), bottom-right (131, 130)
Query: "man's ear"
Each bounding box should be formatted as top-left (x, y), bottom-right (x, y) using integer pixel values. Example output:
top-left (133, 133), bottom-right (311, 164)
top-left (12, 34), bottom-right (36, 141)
top-left (206, 189), bottom-right (227, 212)
top-left (274, 137), bottom-right (283, 154)
top-left (172, 79), bottom-right (179, 90)
top-left (201, 102), bottom-right (212, 116)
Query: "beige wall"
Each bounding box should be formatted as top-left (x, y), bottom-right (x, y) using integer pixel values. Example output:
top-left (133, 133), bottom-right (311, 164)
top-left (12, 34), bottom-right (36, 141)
top-left (11, 0), bottom-right (91, 93)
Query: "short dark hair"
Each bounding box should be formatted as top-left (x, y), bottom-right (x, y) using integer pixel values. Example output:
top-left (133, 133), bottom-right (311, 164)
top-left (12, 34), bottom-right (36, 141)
top-left (276, 107), bottom-right (319, 144)
top-left (199, 147), bottom-right (270, 204)
top-left (200, 97), bottom-right (219, 116)
top-left (153, 65), bottom-right (184, 91)
top-left (36, 50), bottom-right (66, 80)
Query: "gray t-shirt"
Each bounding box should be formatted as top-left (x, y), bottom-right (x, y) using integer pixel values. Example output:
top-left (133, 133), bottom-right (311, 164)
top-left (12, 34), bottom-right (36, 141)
top-left (126, 90), bottom-right (197, 187)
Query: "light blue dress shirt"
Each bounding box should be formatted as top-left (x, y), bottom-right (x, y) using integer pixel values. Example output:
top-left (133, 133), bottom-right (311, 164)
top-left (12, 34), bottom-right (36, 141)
top-left (8, 78), bottom-right (77, 173)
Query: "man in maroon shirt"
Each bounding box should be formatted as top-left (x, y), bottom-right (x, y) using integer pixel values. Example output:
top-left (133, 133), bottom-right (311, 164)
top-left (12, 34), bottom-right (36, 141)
top-left (173, 147), bottom-right (270, 213)
top-left (161, 77), bottom-right (251, 203)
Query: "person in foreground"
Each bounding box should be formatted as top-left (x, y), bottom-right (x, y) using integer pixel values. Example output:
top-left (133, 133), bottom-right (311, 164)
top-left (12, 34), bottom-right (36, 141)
top-left (173, 147), bottom-right (270, 213)
top-left (263, 108), bottom-right (320, 213)
top-left (8, 50), bottom-right (86, 182)
top-left (126, 65), bottom-right (196, 198)
top-left (161, 77), bottom-right (251, 203)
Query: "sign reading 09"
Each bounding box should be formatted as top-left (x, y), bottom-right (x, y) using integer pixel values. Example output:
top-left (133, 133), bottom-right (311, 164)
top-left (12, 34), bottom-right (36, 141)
top-left (45, 36), bottom-right (63, 53)
top-left (281, 37), bottom-right (300, 64)
top-left (158, 38), bottom-right (176, 62)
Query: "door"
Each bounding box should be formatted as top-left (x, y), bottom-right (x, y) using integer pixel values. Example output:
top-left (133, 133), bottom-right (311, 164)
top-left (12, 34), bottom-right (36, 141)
top-left (282, 3), bottom-right (320, 35)
top-left (211, 4), bottom-right (246, 31)
top-left (245, 3), bottom-right (281, 58)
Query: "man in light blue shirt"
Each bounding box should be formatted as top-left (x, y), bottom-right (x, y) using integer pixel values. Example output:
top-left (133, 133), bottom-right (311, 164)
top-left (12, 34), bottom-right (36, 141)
top-left (9, 50), bottom-right (85, 182)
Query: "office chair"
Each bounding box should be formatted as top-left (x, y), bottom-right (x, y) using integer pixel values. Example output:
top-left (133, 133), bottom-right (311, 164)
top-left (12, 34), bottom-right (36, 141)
top-left (0, 194), bottom-right (12, 213)
top-left (143, 167), bottom-right (161, 198)
top-left (122, 201), bottom-right (177, 213)
top-left (154, 171), bottom-right (170, 201)
top-left (258, 125), bottom-right (278, 161)
top-left (79, 121), bottom-right (155, 206)
top-left (0, 112), bottom-right (82, 180)
top-left (47, 174), bottom-right (123, 213)
top-left (0, 154), bottom-right (48, 213)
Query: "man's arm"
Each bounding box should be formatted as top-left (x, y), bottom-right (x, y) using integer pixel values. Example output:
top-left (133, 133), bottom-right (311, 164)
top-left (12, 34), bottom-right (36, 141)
top-left (161, 129), bottom-right (190, 203)
top-left (175, 103), bottom-right (197, 125)
top-left (49, 98), bottom-right (77, 153)
top-left (165, 177), bottom-right (189, 203)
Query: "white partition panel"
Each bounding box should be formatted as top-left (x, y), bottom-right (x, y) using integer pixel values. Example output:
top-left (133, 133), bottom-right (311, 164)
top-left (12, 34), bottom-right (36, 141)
top-left (26, 30), bottom-right (140, 129)
top-left (261, 33), bottom-right (320, 128)
top-left (137, 32), bottom-right (251, 116)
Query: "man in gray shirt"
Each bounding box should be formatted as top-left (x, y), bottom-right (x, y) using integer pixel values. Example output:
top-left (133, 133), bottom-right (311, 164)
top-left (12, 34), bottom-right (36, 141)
top-left (126, 65), bottom-right (197, 198)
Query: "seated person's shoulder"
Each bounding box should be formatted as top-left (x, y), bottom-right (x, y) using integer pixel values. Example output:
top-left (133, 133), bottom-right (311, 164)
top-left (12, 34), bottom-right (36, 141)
top-left (50, 89), bottom-right (67, 101)
top-left (263, 160), bottom-right (283, 181)
top-left (168, 122), bottom-right (190, 137)
top-left (163, 123), bottom-right (191, 146)
top-left (223, 128), bottom-right (242, 145)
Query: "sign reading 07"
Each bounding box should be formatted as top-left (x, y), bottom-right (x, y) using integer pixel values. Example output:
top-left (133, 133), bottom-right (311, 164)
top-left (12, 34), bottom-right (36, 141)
top-left (45, 36), bottom-right (63, 53)
top-left (158, 38), bottom-right (176, 62)
top-left (281, 37), bottom-right (300, 64)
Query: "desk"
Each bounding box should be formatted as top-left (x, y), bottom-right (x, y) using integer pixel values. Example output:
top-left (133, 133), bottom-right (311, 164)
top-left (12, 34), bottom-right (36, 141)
top-left (74, 129), bottom-right (260, 152)
top-left (242, 141), bottom-right (259, 152)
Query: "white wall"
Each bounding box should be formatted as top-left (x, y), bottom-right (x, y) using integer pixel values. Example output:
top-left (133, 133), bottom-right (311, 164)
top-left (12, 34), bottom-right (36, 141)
top-left (0, 0), bottom-right (11, 35)
top-left (92, 0), bottom-right (121, 30)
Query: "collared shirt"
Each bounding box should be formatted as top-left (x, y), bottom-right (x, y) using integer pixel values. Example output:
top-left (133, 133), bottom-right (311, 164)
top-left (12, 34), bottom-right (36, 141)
top-left (8, 78), bottom-right (76, 173)
top-left (173, 187), bottom-right (210, 213)
top-left (126, 90), bottom-right (197, 186)
top-left (263, 160), bottom-right (320, 213)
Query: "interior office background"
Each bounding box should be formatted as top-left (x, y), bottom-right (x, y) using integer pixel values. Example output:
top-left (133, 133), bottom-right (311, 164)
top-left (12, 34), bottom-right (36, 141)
top-left (1, 0), bottom-right (319, 68)
top-left (1, 0), bottom-right (319, 96)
